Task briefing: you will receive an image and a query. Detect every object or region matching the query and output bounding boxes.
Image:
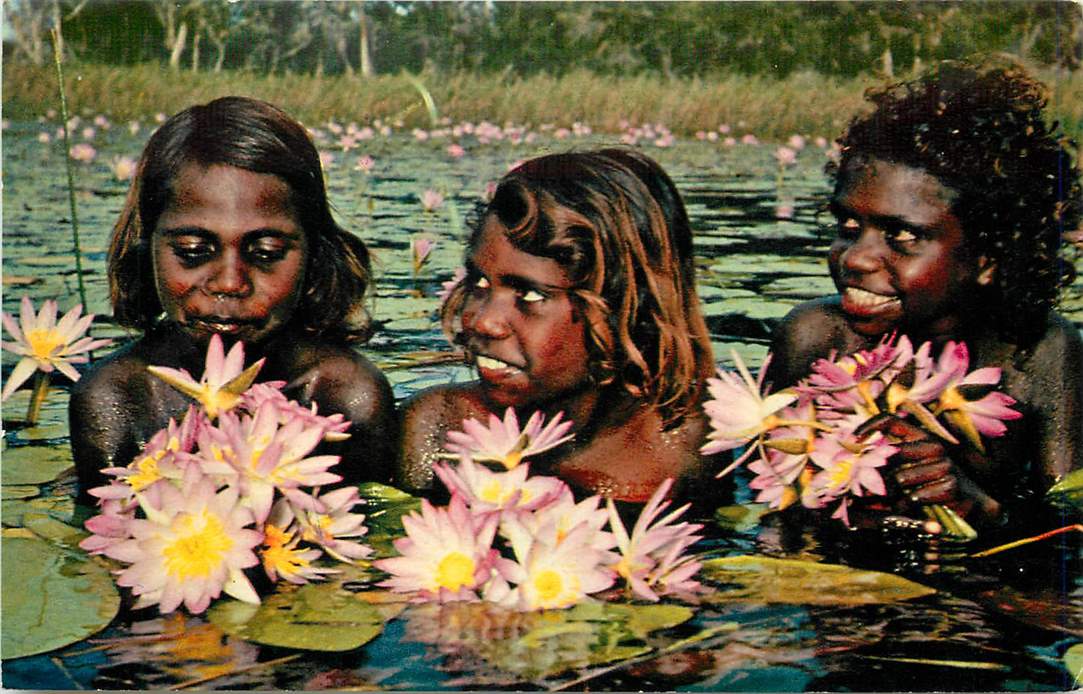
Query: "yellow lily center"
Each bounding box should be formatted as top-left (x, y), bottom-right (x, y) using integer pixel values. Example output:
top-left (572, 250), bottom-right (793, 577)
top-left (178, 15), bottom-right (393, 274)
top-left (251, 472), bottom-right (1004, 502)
top-left (162, 511), bottom-right (234, 580)
top-left (129, 450), bottom-right (166, 491)
top-left (828, 458), bottom-right (855, 488)
top-left (434, 551), bottom-right (475, 592)
top-left (938, 386), bottom-right (967, 413)
top-left (532, 568), bottom-right (571, 606)
top-left (25, 327), bottom-right (65, 362)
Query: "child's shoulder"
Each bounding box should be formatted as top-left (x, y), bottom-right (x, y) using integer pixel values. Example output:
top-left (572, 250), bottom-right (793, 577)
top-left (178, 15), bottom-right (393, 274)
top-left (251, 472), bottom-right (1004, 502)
top-left (767, 297), bottom-right (860, 387)
top-left (401, 382), bottom-right (485, 428)
top-left (71, 336), bottom-right (161, 400)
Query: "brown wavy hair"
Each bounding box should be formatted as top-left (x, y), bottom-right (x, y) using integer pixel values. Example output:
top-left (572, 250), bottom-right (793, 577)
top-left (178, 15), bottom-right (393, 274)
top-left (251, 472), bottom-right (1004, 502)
top-left (109, 96), bottom-right (373, 342)
top-left (831, 57), bottom-right (1081, 346)
top-left (441, 149), bottom-right (714, 427)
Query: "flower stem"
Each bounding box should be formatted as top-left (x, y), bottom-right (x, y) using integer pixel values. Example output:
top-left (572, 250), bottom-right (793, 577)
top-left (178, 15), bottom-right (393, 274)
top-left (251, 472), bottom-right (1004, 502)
top-left (50, 27), bottom-right (89, 310)
top-left (26, 370), bottom-right (51, 426)
top-left (969, 524), bottom-right (1083, 558)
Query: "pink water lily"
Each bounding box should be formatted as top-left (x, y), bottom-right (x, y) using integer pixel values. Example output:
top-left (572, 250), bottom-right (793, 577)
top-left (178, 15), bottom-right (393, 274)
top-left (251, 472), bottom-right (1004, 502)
top-left (147, 334), bottom-right (263, 419)
top-left (95, 405), bottom-right (205, 498)
top-left (506, 486), bottom-right (616, 554)
top-left (104, 476), bottom-right (262, 614)
top-left (278, 486), bottom-right (373, 563)
top-left (444, 408), bottom-right (574, 469)
top-left (701, 351), bottom-right (798, 465)
top-left (411, 237), bottom-right (436, 274)
top-left (606, 478), bottom-right (704, 601)
top-left (433, 456), bottom-right (566, 513)
top-left (438, 267), bottom-right (467, 304)
top-left (491, 514), bottom-right (616, 611)
top-left (808, 430), bottom-right (895, 526)
top-left (929, 342), bottom-right (1021, 450)
top-left (1, 296), bottom-right (112, 400)
top-left (375, 496), bottom-right (500, 602)
top-left (419, 189), bottom-right (444, 212)
top-left (240, 382), bottom-right (351, 442)
top-left (259, 520), bottom-right (336, 585)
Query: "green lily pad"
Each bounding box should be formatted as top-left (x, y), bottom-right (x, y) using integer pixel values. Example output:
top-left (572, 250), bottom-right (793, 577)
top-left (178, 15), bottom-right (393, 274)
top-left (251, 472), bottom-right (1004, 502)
top-left (1047, 469), bottom-right (1083, 511)
top-left (22, 512), bottom-right (88, 549)
top-left (2, 446), bottom-right (74, 485)
top-left (1, 535), bottom-right (120, 659)
top-left (714, 503), bottom-right (772, 532)
top-left (1065, 643), bottom-right (1083, 687)
top-left (701, 555), bottom-right (936, 606)
top-left (2, 485), bottom-right (41, 500)
top-left (359, 482), bottom-right (422, 554)
top-left (2, 494), bottom-right (76, 528)
top-left (208, 582), bottom-right (401, 652)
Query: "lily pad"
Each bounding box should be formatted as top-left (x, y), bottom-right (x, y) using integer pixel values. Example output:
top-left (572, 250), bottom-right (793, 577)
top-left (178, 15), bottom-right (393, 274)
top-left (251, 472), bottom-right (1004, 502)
top-left (1, 485), bottom-right (41, 500)
top-left (714, 503), bottom-right (773, 532)
top-left (1047, 469), bottom-right (1083, 511)
top-left (1, 446), bottom-right (74, 485)
top-left (701, 555), bottom-right (936, 606)
top-left (1, 535), bottom-right (120, 659)
top-left (1065, 643), bottom-right (1083, 687)
top-left (208, 582), bottom-right (402, 652)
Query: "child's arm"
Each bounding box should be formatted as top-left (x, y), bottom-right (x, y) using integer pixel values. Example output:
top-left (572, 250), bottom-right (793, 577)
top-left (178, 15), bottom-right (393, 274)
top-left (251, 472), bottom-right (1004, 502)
top-left (765, 298), bottom-right (856, 389)
top-left (395, 387), bottom-right (457, 494)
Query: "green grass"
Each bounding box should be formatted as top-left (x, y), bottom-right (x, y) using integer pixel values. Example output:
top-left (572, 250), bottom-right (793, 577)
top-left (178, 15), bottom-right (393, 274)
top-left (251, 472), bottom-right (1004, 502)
top-left (5, 61), bottom-right (1082, 142)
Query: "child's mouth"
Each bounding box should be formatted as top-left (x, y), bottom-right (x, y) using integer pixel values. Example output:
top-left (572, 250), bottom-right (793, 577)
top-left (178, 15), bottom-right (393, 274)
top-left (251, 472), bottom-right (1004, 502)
top-left (475, 354), bottom-right (524, 380)
top-left (841, 287), bottom-right (901, 316)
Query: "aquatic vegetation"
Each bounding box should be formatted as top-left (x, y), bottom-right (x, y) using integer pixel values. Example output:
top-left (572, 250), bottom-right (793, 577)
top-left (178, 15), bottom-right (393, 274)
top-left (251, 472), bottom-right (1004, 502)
top-left (703, 336), bottom-right (1021, 530)
top-left (1, 295), bottom-right (112, 423)
top-left (420, 188), bottom-right (445, 212)
top-left (79, 338), bottom-right (373, 614)
top-left (376, 408), bottom-right (703, 612)
top-left (443, 407), bottom-right (574, 469)
top-left (438, 266), bottom-right (468, 304)
top-left (411, 237), bottom-right (436, 276)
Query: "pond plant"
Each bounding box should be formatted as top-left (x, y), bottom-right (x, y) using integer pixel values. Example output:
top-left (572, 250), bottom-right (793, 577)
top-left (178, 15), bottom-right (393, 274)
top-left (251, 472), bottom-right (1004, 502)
top-left (702, 334), bottom-right (1020, 534)
top-left (1, 296), bottom-right (113, 425)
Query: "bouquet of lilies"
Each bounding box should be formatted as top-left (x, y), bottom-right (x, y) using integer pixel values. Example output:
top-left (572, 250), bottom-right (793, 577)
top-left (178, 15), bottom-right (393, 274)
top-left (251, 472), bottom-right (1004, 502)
top-left (701, 336), bottom-right (1021, 527)
top-left (80, 335), bottom-right (372, 615)
top-left (374, 408), bottom-right (705, 611)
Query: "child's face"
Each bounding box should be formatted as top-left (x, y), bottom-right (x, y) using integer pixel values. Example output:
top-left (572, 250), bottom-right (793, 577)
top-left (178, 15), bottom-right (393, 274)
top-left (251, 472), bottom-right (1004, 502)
top-left (460, 215), bottom-right (591, 410)
top-left (151, 163), bottom-right (307, 346)
top-left (828, 158), bottom-right (985, 339)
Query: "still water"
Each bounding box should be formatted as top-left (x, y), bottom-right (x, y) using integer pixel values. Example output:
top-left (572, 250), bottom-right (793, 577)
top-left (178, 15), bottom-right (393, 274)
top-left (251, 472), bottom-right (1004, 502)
top-left (2, 119), bottom-right (1081, 690)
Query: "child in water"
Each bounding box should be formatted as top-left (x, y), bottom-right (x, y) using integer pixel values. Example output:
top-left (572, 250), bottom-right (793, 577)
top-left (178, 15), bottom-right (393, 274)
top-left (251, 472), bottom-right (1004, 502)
top-left (766, 59), bottom-right (1082, 530)
top-left (70, 96), bottom-right (396, 499)
top-left (397, 149), bottom-right (719, 503)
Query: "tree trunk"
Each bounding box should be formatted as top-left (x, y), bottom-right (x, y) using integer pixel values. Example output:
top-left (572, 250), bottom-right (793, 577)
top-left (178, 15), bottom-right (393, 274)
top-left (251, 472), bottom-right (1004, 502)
top-left (169, 21), bottom-right (188, 70)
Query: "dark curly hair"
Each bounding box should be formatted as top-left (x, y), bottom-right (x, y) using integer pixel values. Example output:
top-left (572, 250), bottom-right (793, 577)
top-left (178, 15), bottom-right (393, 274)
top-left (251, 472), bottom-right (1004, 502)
top-left (440, 149), bottom-right (714, 427)
top-left (109, 96), bottom-right (373, 342)
top-left (832, 57), bottom-right (1081, 346)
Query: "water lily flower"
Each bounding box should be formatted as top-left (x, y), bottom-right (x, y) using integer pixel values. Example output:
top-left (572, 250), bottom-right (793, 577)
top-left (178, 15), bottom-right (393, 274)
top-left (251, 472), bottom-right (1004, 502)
top-left (1, 296), bottom-right (112, 401)
top-left (96, 405), bottom-right (205, 497)
top-left (507, 486), bottom-right (616, 554)
top-left (808, 430), bottom-right (896, 526)
top-left (434, 456), bottom-right (566, 514)
top-left (443, 408), bottom-right (575, 469)
top-left (240, 382), bottom-right (351, 442)
top-left (70, 142), bottom-right (97, 162)
top-left (787, 134), bottom-right (807, 150)
top-left (803, 335), bottom-right (914, 417)
top-left (319, 151), bottom-right (335, 169)
top-left (438, 266), bottom-right (467, 304)
top-left (375, 496), bottom-right (500, 602)
top-left (197, 402), bottom-right (342, 524)
top-left (928, 342), bottom-right (1021, 450)
top-left (37, 131), bottom-right (51, 143)
top-left (493, 514), bottom-right (616, 611)
top-left (700, 351), bottom-right (798, 466)
top-left (606, 478), bottom-right (704, 601)
top-left (774, 146), bottom-right (797, 167)
top-left (354, 154), bottom-right (375, 173)
top-left (80, 500), bottom-right (137, 555)
top-left (110, 155), bottom-right (137, 181)
top-left (147, 334), bottom-right (264, 419)
top-left (280, 487), bottom-right (373, 563)
top-left (446, 143), bottom-right (466, 158)
top-left (412, 237), bottom-right (436, 275)
top-left (105, 476), bottom-right (262, 614)
top-left (81, 126), bottom-right (96, 140)
top-left (420, 189), bottom-right (444, 212)
top-left (260, 521), bottom-right (335, 585)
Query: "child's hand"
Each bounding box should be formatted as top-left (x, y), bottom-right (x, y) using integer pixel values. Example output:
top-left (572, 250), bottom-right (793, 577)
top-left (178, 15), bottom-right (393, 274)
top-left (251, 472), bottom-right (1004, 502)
top-left (859, 414), bottom-right (1004, 525)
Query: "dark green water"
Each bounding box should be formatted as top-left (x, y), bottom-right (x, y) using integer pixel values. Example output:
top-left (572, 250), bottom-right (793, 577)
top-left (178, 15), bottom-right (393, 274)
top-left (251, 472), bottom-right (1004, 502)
top-left (2, 118), bottom-right (1081, 690)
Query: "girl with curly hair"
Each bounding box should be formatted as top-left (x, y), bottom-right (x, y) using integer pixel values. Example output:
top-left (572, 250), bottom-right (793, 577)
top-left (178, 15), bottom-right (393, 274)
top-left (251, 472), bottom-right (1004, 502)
top-left (396, 149), bottom-right (719, 503)
top-left (767, 58), bottom-right (1082, 530)
top-left (70, 96), bottom-right (396, 499)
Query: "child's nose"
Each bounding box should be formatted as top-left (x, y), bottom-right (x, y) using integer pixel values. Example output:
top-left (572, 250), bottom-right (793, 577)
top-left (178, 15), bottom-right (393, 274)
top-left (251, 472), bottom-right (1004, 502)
top-left (468, 294), bottom-right (512, 339)
top-left (205, 252), bottom-right (253, 297)
top-left (840, 229), bottom-right (885, 274)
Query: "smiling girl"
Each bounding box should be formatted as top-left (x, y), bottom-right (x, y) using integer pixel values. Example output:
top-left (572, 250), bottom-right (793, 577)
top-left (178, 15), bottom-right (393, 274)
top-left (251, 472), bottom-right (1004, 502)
top-left (766, 60), bottom-right (1082, 530)
top-left (70, 96), bottom-right (396, 499)
top-left (397, 149), bottom-right (719, 504)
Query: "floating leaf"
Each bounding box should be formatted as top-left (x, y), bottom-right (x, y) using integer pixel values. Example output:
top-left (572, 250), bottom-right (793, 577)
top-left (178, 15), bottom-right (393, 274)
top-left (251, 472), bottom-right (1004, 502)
top-left (208, 582), bottom-right (402, 652)
top-left (360, 482), bottom-right (421, 553)
top-left (22, 512), bottom-right (88, 549)
top-left (714, 503), bottom-right (772, 532)
top-left (975, 585), bottom-right (1083, 637)
top-left (2, 485), bottom-right (41, 500)
top-left (1047, 469), bottom-right (1083, 511)
top-left (1066, 643), bottom-right (1083, 687)
top-left (1, 445), bottom-right (74, 485)
top-left (701, 555), bottom-right (935, 606)
top-left (1, 535), bottom-right (120, 659)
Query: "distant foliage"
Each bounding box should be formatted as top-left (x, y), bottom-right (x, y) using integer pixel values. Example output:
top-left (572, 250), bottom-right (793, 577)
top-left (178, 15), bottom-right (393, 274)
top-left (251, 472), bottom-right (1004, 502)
top-left (6, 1), bottom-right (1080, 78)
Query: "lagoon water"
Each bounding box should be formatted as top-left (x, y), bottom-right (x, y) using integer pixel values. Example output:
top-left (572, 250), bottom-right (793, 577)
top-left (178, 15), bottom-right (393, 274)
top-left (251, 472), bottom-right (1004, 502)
top-left (2, 120), bottom-right (1081, 690)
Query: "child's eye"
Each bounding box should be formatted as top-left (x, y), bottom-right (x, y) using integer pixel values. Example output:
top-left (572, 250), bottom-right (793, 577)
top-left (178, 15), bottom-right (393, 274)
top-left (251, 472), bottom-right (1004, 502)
top-left (170, 241), bottom-right (214, 264)
top-left (837, 217), bottom-right (861, 239)
top-left (247, 241), bottom-right (289, 264)
top-left (519, 289), bottom-right (547, 304)
top-left (473, 276), bottom-right (491, 290)
top-left (884, 227), bottom-right (921, 250)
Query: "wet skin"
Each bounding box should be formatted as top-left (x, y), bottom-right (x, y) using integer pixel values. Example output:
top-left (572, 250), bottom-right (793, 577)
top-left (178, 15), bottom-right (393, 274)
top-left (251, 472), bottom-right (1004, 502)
top-left (70, 164), bottom-right (396, 499)
top-left (767, 158), bottom-right (1083, 529)
top-left (396, 216), bottom-right (718, 504)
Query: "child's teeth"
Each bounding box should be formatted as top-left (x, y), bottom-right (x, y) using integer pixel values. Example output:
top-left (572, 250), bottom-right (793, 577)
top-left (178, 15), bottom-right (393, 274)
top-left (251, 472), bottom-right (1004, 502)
top-left (846, 287), bottom-right (898, 308)
top-left (477, 355), bottom-right (516, 371)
